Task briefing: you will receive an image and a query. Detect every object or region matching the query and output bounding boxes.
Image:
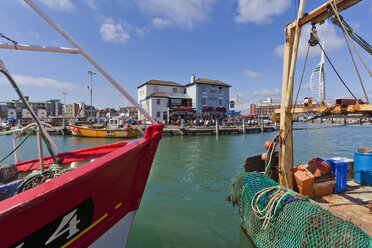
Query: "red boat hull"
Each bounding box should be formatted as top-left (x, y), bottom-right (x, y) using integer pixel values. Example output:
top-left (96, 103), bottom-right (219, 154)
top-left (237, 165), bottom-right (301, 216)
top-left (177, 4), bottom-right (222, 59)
top-left (0, 124), bottom-right (163, 248)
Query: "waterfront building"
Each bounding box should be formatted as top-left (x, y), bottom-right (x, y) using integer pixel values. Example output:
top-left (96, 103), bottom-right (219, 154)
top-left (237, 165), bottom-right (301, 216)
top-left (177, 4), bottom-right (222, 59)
top-left (250, 98), bottom-right (280, 117)
top-left (120, 106), bottom-right (138, 120)
top-left (137, 80), bottom-right (193, 123)
top-left (185, 74), bottom-right (231, 119)
top-left (0, 97), bottom-right (62, 119)
top-left (64, 102), bottom-right (87, 118)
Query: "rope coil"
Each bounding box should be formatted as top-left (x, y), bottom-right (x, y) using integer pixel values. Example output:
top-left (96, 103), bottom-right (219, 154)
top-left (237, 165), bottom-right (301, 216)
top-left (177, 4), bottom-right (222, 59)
top-left (251, 185), bottom-right (308, 230)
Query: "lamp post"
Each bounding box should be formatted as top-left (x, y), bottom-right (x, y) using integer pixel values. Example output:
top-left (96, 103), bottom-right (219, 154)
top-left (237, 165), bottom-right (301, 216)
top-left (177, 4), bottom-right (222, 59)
top-left (62, 91), bottom-right (67, 116)
top-left (62, 91), bottom-right (67, 132)
top-left (87, 70), bottom-right (96, 117)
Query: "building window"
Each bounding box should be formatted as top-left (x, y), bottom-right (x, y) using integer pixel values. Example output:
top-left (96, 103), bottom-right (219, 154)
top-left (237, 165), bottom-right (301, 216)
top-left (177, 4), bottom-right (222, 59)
top-left (156, 111), bottom-right (161, 118)
top-left (202, 85), bottom-right (206, 93)
top-left (154, 86), bottom-right (159, 92)
top-left (156, 99), bottom-right (161, 105)
top-left (219, 87), bottom-right (223, 95)
top-left (219, 99), bottom-right (223, 106)
top-left (173, 88), bottom-right (177, 93)
top-left (202, 97), bottom-right (207, 106)
top-left (171, 98), bottom-right (182, 106)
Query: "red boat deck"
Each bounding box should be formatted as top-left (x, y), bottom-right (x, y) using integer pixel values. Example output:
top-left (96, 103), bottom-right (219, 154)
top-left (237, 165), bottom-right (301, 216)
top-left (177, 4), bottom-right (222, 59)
top-left (0, 124), bottom-right (164, 248)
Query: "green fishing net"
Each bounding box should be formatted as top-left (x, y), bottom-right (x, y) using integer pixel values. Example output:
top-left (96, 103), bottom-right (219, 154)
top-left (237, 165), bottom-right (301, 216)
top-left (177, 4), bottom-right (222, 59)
top-left (227, 172), bottom-right (370, 248)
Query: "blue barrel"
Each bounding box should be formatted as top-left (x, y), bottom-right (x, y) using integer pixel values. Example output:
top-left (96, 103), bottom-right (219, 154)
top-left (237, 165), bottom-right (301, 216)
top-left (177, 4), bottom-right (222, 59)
top-left (354, 151), bottom-right (372, 186)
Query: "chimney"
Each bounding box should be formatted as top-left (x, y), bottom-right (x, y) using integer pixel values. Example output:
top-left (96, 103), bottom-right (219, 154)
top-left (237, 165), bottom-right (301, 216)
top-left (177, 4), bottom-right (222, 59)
top-left (190, 74), bottom-right (195, 83)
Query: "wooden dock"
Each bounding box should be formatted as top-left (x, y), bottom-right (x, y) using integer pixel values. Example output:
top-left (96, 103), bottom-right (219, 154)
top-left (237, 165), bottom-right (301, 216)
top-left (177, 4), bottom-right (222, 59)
top-left (312, 181), bottom-right (372, 236)
top-left (162, 126), bottom-right (276, 135)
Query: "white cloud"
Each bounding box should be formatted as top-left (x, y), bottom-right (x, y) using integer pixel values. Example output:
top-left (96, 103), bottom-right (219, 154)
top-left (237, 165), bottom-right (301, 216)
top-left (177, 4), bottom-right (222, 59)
top-left (37, 0), bottom-right (75, 12)
top-left (135, 26), bottom-right (150, 36)
top-left (230, 93), bottom-right (251, 114)
top-left (273, 44), bottom-right (284, 57)
top-left (152, 18), bottom-right (173, 30)
top-left (85, 0), bottom-right (97, 10)
top-left (0, 74), bottom-right (76, 89)
top-left (29, 31), bottom-right (40, 39)
top-left (134, 0), bottom-right (216, 29)
top-left (303, 82), bottom-right (311, 90)
top-left (245, 70), bottom-right (262, 78)
top-left (274, 21), bottom-right (344, 58)
top-left (235, 0), bottom-right (290, 24)
top-left (250, 88), bottom-right (281, 101)
top-left (100, 19), bottom-right (131, 43)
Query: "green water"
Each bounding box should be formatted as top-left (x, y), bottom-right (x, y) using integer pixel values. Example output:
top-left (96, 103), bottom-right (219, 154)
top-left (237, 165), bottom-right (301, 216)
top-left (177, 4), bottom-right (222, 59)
top-left (0, 123), bottom-right (370, 247)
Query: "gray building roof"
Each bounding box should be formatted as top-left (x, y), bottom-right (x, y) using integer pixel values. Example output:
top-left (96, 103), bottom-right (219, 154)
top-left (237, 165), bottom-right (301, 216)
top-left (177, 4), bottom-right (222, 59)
top-left (186, 78), bottom-right (231, 87)
top-left (137, 80), bottom-right (184, 88)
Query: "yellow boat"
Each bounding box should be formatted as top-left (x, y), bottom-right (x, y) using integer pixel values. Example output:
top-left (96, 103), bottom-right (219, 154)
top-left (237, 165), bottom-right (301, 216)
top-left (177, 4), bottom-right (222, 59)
top-left (70, 117), bottom-right (138, 138)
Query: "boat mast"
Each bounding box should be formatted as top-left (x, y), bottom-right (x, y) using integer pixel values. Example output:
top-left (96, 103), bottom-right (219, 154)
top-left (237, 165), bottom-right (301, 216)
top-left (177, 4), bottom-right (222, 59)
top-left (18, 0), bottom-right (156, 124)
top-left (278, 0), bottom-right (305, 188)
top-left (278, 0), bottom-right (362, 188)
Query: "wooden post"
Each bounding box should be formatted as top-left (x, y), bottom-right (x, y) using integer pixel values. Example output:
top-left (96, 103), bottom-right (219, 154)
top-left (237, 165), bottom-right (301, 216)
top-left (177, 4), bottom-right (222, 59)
top-left (278, 0), bottom-right (305, 189)
top-left (216, 117), bottom-right (219, 136)
top-left (242, 118), bottom-right (246, 134)
top-left (260, 119), bottom-right (264, 133)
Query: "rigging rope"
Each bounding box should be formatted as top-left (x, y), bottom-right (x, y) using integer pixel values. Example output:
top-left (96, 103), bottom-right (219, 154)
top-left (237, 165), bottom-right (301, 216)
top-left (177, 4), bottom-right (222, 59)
top-left (317, 43), bottom-right (357, 100)
top-left (331, 16), bottom-right (372, 56)
top-left (328, 0), bottom-right (372, 80)
top-left (294, 43), bottom-right (310, 109)
top-left (0, 32), bottom-right (18, 49)
top-left (0, 130), bottom-right (33, 164)
top-left (251, 185), bottom-right (306, 230)
top-left (340, 26), bottom-right (369, 103)
top-left (0, 69), bottom-right (58, 164)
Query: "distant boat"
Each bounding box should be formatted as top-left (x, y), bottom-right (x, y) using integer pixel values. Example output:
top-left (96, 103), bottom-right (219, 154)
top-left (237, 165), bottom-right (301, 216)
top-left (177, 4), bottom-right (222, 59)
top-left (70, 117), bottom-right (139, 138)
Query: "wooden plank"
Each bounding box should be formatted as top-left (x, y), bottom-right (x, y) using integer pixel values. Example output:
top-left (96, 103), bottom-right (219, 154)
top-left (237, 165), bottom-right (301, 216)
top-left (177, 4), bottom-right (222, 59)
top-left (299, 0), bottom-right (362, 26)
top-left (278, 20), bottom-right (300, 189)
top-left (312, 181), bottom-right (372, 237)
top-left (271, 104), bottom-right (372, 122)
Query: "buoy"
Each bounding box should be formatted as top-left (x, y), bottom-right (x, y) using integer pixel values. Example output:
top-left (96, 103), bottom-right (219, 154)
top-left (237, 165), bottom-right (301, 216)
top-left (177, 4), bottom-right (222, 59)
top-left (261, 153), bottom-right (267, 161)
top-left (264, 141), bottom-right (273, 149)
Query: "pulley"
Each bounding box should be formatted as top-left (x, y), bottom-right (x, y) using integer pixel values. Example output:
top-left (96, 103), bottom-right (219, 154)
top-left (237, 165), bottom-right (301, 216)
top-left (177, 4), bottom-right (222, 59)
top-left (308, 25), bottom-right (320, 47)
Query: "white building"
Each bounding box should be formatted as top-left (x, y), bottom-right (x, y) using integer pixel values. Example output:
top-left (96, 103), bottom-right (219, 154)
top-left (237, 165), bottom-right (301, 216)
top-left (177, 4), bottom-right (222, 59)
top-left (137, 80), bottom-right (193, 123)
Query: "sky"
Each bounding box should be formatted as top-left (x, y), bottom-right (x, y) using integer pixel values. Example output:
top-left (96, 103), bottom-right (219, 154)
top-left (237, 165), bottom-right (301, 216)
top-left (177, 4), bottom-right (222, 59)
top-left (0, 0), bottom-right (371, 114)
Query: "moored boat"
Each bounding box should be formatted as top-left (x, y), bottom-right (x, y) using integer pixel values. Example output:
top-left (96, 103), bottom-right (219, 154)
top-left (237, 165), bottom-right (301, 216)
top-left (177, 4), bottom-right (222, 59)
top-left (0, 0), bottom-right (161, 247)
top-left (228, 0), bottom-right (372, 247)
top-left (71, 118), bottom-right (138, 138)
top-left (70, 124), bottom-right (138, 138)
top-left (0, 124), bottom-right (163, 247)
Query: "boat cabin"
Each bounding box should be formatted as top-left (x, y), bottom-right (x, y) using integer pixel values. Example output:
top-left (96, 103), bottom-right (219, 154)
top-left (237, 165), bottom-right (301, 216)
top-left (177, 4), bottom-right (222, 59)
top-left (107, 117), bottom-right (124, 129)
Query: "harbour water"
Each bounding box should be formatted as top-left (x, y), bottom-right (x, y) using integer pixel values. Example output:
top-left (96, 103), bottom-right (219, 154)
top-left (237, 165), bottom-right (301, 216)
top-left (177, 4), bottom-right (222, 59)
top-left (0, 123), bottom-right (371, 247)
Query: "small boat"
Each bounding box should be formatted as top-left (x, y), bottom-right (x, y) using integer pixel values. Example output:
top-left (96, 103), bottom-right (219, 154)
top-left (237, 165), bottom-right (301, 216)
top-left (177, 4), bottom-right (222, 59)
top-left (70, 117), bottom-right (138, 138)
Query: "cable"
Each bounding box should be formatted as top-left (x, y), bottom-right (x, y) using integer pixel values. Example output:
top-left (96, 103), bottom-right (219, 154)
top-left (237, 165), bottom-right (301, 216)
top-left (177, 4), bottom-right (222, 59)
top-left (0, 69), bottom-right (58, 164)
top-left (0, 131), bottom-right (33, 164)
top-left (329, 0), bottom-right (372, 79)
top-left (317, 43), bottom-right (357, 100)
